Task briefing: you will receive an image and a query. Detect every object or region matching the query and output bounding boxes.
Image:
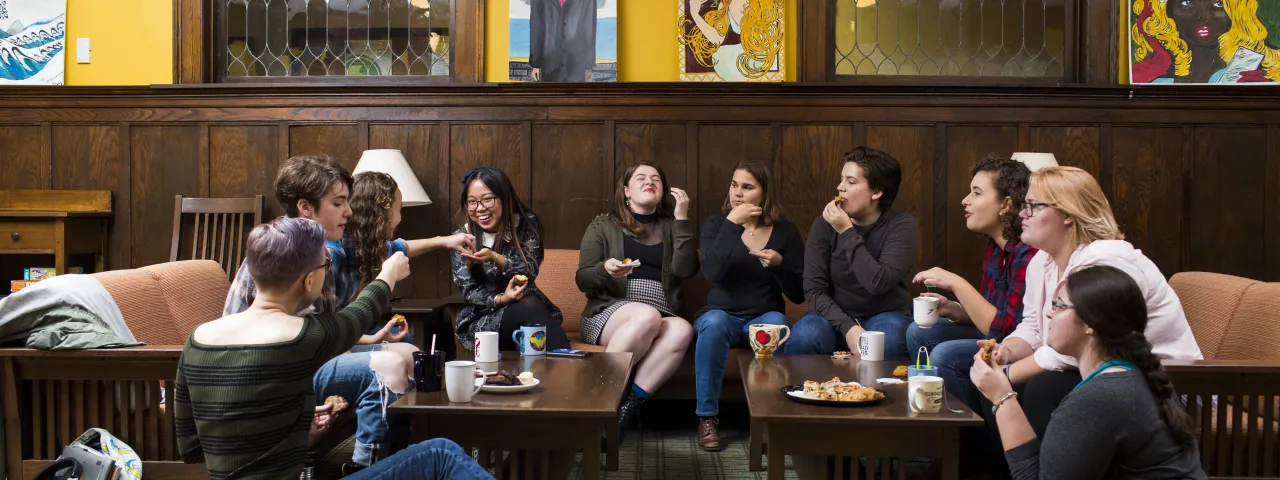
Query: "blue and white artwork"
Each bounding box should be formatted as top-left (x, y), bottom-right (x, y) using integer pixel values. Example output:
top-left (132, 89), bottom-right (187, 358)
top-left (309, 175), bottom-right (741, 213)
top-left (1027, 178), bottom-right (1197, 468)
top-left (510, 0), bottom-right (616, 82)
top-left (0, 0), bottom-right (66, 85)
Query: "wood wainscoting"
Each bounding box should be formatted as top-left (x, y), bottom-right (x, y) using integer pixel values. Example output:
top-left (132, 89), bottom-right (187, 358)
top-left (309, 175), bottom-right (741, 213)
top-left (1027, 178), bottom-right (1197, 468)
top-left (0, 83), bottom-right (1277, 306)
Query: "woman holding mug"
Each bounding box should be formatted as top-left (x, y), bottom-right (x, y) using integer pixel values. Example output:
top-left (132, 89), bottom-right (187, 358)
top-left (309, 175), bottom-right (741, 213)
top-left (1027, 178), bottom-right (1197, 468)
top-left (577, 162), bottom-right (699, 428)
top-left (971, 264), bottom-right (1205, 479)
top-left (693, 161), bottom-right (804, 450)
top-left (450, 167), bottom-right (570, 353)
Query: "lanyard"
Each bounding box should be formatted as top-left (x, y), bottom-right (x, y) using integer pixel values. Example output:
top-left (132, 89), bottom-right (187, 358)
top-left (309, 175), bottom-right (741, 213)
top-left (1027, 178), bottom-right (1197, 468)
top-left (1074, 359), bottom-right (1136, 391)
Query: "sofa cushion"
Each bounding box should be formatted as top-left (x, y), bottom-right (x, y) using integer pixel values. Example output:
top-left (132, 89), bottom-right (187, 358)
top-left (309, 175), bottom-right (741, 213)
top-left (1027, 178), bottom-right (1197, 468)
top-left (1169, 272), bottom-right (1256, 360)
top-left (144, 260), bottom-right (229, 336)
top-left (94, 268), bottom-right (185, 345)
top-left (540, 249), bottom-right (585, 333)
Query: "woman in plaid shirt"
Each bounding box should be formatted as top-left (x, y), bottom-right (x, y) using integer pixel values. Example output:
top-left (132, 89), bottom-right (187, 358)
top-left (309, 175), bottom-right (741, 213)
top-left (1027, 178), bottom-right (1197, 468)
top-left (907, 155), bottom-right (1037, 412)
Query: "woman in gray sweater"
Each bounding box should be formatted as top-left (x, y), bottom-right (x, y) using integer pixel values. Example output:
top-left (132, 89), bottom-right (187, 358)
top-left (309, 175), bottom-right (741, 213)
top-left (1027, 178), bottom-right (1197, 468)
top-left (971, 264), bottom-right (1205, 480)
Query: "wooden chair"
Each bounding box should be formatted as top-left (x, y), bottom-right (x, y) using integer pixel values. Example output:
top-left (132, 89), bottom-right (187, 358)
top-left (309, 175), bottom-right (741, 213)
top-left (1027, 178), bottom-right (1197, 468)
top-left (169, 195), bottom-right (264, 280)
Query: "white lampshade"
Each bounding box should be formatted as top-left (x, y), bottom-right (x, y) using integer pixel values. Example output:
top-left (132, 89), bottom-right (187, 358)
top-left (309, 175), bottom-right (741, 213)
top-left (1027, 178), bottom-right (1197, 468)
top-left (1011, 152), bottom-right (1059, 172)
top-left (353, 149), bottom-right (432, 206)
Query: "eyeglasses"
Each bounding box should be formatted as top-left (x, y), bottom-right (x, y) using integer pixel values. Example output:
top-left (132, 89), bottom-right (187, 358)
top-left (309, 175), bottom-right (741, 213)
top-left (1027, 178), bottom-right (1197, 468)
top-left (1050, 300), bottom-right (1075, 313)
top-left (1021, 201), bottom-right (1054, 217)
top-left (314, 256), bottom-right (332, 273)
top-left (466, 196), bottom-right (499, 211)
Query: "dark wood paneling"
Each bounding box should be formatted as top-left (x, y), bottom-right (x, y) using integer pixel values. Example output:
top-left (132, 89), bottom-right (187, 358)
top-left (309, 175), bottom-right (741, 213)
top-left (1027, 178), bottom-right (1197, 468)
top-left (1110, 126), bottom-right (1185, 277)
top-left (945, 126), bottom-right (1018, 286)
top-left (289, 124), bottom-right (362, 170)
top-left (369, 123), bottom-right (451, 298)
top-left (614, 123), bottom-right (690, 197)
top-left (210, 125), bottom-right (282, 219)
top-left (450, 123), bottom-right (526, 204)
top-left (696, 124), bottom-right (773, 225)
top-left (1268, 125), bottom-right (1280, 282)
top-left (1189, 126), bottom-right (1268, 280)
top-left (866, 125), bottom-right (936, 284)
top-left (51, 125), bottom-right (129, 270)
top-left (0, 125), bottom-right (48, 189)
top-left (1031, 126), bottom-right (1102, 177)
top-left (531, 124), bottom-right (610, 250)
top-left (130, 125), bottom-right (203, 268)
top-left (778, 125), bottom-right (855, 234)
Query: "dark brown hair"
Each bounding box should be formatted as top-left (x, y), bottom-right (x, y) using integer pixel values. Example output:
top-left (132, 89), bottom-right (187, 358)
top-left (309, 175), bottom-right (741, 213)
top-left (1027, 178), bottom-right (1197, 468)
top-left (612, 162), bottom-right (674, 235)
top-left (843, 147), bottom-right (902, 213)
top-left (971, 155), bottom-right (1032, 242)
top-left (458, 167), bottom-right (542, 271)
top-left (274, 155), bottom-right (354, 217)
top-left (721, 160), bottom-right (784, 226)
top-left (1065, 265), bottom-right (1197, 448)
top-left (348, 172), bottom-right (398, 288)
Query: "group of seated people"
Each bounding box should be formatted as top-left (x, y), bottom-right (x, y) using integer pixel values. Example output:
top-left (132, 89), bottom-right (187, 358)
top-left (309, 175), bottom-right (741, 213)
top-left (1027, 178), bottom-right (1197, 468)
top-left (175, 148), bottom-right (1208, 479)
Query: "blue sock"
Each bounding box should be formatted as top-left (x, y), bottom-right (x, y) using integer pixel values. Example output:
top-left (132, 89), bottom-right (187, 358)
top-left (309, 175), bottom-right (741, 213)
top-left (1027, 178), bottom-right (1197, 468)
top-left (631, 384), bottom-right (650, 400)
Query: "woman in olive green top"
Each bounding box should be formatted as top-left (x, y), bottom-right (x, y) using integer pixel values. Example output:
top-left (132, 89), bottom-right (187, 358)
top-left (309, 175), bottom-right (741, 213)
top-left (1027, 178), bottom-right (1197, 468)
top-left (577, 162), bottom-right (699, 427)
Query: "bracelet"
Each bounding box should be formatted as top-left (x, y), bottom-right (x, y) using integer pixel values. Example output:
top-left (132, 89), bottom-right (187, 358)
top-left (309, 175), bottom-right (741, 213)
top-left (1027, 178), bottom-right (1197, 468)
top-left (992, 391), bottom-right (1018, 415)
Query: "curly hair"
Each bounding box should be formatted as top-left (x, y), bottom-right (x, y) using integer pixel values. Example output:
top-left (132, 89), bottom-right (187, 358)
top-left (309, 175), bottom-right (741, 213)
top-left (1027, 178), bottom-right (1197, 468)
top-left (348, 172), bottom-right (398, 288)
top-left (680, 0), bottom-right (784, 79)
top-left (972, 155), bottom-right (1032, 243)
top-left (1134, 0), bottom-right (1280, 81)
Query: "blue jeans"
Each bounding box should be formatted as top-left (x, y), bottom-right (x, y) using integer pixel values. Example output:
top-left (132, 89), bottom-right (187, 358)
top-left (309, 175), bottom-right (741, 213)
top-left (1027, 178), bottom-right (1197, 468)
top-left (906, 322), bottom-right (987, 412)
top-left (314, 348), bottom-right (412, 466)
top-left (785, 312), bottom-right (912, 357)
top-left (348, 438), bottom-right (494, 479)
top-left (693, 310), bottom-right (789, 417)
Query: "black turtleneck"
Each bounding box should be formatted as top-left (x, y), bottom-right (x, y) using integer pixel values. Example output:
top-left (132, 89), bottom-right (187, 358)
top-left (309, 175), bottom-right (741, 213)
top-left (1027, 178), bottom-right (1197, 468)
top-left (624, 212), bottom-right (664, 281)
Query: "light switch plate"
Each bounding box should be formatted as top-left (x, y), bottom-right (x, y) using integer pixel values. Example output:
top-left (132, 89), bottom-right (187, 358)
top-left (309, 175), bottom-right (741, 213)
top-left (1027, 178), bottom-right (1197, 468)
top-left (76, 38), bottom-right (91, 63)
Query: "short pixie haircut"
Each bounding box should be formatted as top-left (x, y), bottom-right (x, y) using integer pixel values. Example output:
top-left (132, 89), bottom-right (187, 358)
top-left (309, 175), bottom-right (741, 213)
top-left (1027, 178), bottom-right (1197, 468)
top-left (246, 217), bottom-right (327, 291)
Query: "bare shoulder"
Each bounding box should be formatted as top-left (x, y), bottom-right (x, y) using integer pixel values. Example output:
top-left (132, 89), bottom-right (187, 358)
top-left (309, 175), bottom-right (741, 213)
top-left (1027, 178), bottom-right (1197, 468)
top-left (193, 312), bottom-right (304, 346)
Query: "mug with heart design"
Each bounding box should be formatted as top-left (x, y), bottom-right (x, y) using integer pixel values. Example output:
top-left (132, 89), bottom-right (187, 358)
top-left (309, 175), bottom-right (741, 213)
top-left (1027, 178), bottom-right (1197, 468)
top-left (748, 324), bottom-right (791, 357)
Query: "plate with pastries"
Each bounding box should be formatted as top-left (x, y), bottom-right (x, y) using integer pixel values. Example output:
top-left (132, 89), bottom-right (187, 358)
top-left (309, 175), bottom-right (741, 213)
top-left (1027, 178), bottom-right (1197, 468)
top-left (475, 369), bottom-right (540, 394)
top-left (781, 377), bottom-right (887, 407)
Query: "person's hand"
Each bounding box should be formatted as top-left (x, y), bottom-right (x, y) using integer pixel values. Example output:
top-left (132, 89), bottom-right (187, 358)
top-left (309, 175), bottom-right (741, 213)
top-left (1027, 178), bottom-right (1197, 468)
top-left (727, 203), bottom-right (762, 225)
top-left (970, 348), bottom-right (1014, 403)
top-left (843, 325), bottom-right (865, 352)
top-left (444, 232), bottom-right (477, 255)
top-left (991, 342), bottom-right (1016, 366)
top-left (369, 317), bottom-right (410, 343)
top-left (462, 247), bottom-right (503, 265)
top-left (823, 200), bottom-right (853, 234)
top-left (749, 249), bottom-right (783, 268)
top-left (498, 276), bottom-right (528, 305)
top-left (377, 252), bottom-right (411, 284)
top-left (530, 67), bottom-right (542, 82)
top-left (603, 258), bottom-right (634, 278)
top-left (670, 188), bottom-right (692, 220)
top-left (913, 267), bottom-right (964, 291)
top-left (918, 292), bottom-right (962, 319)
top-left (308, 404), bottom-right (333, 447)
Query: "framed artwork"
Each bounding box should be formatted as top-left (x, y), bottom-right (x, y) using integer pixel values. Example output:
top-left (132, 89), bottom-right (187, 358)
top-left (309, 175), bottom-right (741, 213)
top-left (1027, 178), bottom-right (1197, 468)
top-left (510, 0), bottom-right (618, 82)
top-left (1130, 0), bottom-right (1280, 84)
top-left (0, 0), bottom-right (66, 85)
top-left (679, 0), bottom-right (784, 82)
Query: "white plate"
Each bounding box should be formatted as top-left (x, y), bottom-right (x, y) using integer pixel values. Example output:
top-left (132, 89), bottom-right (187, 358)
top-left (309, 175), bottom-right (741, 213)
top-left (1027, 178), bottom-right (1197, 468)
top-left (477, 377), bottom-right (540, 394)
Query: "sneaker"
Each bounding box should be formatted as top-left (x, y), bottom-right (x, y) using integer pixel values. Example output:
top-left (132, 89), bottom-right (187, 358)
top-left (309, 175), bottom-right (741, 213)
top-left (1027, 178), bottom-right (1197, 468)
top-left (698, 417), bottom-right (722, 451)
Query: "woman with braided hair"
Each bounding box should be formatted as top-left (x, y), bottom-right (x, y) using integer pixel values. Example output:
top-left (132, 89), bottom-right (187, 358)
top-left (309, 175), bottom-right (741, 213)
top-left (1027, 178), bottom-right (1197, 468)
top-left (971, 264), bottom-right (1205, 479)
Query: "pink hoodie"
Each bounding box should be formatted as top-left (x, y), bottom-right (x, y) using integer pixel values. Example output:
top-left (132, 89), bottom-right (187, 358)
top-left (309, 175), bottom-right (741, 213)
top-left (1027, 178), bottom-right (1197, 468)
top-left (1007, 240), bottom-right (1203, 371)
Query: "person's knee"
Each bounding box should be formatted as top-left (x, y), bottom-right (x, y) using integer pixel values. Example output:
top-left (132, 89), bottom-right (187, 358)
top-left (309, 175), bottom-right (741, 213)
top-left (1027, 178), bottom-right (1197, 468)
top-left (369, 351), bottom-right (410, 393)
top-left (695, 310), bottom-right (736, 336)
top-left (662, 317), bottom-right (694, 348)
top-left (420, 438), bottom-right (466, 456)
top-left (630, 308), bottom-right (665, 338)
top-left (756, 311), bottom-right (788, 326)
top-left (785, 314), bottom-right (835, 354)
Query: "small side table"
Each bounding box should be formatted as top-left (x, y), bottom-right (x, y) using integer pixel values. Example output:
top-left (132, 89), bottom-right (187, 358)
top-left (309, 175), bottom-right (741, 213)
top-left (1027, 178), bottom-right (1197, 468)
top-left (0, 190), bottom-right (112, 274)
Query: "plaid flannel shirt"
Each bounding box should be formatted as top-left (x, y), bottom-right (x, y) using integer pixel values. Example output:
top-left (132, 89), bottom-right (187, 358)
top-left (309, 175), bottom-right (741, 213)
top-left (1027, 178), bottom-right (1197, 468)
top-left (980, 239), bottom-right (1037, 341)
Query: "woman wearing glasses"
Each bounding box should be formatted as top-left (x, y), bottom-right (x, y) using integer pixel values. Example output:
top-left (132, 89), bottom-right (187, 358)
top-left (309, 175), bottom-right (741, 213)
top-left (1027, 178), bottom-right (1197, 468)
top-left (986, 166), bottom-right (1200, 442)
top-left (450, 167), bottom-right (571, 352)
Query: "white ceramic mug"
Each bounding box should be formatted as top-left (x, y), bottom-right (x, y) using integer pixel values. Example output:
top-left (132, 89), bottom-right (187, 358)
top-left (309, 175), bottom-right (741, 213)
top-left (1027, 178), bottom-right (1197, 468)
top-left (857, 331), bottom-right (885, 361)
top-left (474, 331), bottom-right (499, 363)
top-left (914, 296), bottom-right (940, 328)
top-left (908, 375), bottom-right (944, 414)
top-left (445, 360), bottom-right (484, 403)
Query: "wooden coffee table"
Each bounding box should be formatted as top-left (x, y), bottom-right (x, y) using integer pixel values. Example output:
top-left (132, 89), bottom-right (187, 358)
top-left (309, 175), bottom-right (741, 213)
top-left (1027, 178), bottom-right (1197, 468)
top-left (739, 355), bottom-right (983, 480)
top-left (389, 351), bottom-right (632, 479)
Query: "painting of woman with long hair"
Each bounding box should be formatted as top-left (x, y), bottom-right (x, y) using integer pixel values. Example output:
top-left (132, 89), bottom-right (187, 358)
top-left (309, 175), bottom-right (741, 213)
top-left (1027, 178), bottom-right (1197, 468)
top-left (1131, 0), bottom-right (1280, 84)
top-left (679, 0), bottom-right (783, 82)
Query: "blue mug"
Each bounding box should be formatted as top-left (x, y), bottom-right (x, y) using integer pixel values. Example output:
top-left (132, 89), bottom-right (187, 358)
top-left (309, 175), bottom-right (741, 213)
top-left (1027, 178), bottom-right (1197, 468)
top-left (511, 325), bottom-right (548, 356)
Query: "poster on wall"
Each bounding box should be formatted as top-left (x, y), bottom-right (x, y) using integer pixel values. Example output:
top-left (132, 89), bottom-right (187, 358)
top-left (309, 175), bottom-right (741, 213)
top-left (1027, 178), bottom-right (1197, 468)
top-left (509, 0), bottom-right (617, 82)
top-left (1129, 0), bottom-right (1280, 84)
top-left (0, 0), bottom-right (66, 85)
top-left (679, 0), bottom-right (784, 82)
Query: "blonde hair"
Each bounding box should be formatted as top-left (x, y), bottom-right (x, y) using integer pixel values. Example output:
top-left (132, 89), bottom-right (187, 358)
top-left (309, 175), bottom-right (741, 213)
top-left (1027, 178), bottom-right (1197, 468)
top-left (1029, 166), bottom-right (1124, 245)
top-left (1133, 0), bottom-right (1280, 81)
top-left (681, 0), bottom-right (784, 79)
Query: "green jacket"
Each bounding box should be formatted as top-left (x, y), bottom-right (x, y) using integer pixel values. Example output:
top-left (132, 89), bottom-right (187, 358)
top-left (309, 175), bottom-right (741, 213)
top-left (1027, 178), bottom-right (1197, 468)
top-left (576, 214), bottom-right (700, 319)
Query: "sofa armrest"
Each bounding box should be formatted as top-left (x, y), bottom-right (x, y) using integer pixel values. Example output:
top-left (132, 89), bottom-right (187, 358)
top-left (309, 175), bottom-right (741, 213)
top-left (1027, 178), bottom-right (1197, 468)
top-left (1160, 359), bottom-right (1280, 478)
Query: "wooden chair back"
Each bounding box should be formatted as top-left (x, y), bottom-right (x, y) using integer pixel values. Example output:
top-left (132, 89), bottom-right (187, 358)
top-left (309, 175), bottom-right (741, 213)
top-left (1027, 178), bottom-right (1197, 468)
top-left (169, 195), bottom-right (264, 280)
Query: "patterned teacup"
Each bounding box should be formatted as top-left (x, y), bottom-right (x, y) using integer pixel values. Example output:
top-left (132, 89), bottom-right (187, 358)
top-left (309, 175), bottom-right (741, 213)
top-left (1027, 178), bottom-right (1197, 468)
top-left (748, 324), bottom-right (791, 357)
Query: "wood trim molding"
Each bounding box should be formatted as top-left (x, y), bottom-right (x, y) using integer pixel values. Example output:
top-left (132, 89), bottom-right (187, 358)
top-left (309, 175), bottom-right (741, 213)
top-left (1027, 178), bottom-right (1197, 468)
top-left (174, 0), bottom-right (207, 84)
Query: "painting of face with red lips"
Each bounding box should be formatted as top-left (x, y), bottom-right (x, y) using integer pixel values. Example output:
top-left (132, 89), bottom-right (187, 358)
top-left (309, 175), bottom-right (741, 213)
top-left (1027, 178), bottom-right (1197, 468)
top-left (1170, 0), bottom-right (1231, 48)
top-left (1130, 0), bottom-right (1280, 84)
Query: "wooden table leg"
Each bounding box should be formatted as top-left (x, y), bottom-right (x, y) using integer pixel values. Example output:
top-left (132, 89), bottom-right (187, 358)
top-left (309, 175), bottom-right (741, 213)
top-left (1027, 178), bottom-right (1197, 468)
top-left (3, 358), bottom-right (23, 480)
top-left (749, 419), bottom-right (764, 471)
top-left (767, 421), bottom-right (785, 480)
top-left (942, 427), bottom-right (960, 480)
top-left (605, 420), bottom-right (619, 470)
top-left (583, 428), bottom-right (602, 479)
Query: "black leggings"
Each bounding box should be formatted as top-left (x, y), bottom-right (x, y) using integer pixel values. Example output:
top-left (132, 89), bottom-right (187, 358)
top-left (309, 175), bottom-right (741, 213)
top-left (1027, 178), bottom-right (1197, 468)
top-left (497, 297), bottom-right (571, 352)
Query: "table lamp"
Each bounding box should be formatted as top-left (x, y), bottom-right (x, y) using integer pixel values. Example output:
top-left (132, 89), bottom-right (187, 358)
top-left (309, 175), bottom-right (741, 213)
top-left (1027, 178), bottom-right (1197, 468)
top-left (353, 149), bottom-right (432, 207)
top-left (1010, 152), bottom-right (1059, 172)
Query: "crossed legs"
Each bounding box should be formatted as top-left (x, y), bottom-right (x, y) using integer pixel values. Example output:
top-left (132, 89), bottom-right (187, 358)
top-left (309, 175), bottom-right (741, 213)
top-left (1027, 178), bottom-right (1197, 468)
top-left (598, 303), bottom-right (693, 394)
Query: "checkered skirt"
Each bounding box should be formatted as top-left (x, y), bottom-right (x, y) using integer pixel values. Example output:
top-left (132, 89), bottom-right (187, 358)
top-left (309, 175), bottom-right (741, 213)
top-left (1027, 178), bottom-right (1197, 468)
top-left (579, 278), bottom-right (674, 345)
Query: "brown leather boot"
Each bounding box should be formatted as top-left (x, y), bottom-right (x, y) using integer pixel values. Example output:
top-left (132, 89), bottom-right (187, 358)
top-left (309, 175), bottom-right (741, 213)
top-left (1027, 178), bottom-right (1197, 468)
top-left (698, 417), bottom-right (722, 451)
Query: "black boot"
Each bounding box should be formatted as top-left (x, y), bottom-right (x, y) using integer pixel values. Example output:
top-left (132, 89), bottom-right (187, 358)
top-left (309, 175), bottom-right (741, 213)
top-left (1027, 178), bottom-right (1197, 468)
top-left (618, 389), bottom-right (646, 429)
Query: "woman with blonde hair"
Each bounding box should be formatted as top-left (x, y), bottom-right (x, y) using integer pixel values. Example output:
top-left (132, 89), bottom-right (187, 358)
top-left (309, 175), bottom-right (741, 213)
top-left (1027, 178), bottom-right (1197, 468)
top-left (681, 0), bottom-right (784, 81)
top-left (1131, 0), bottom-right (1280, 83)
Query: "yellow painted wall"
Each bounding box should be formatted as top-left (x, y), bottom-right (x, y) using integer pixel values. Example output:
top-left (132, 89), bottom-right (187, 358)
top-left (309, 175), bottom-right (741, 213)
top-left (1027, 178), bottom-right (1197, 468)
top-left (485, 0), bottom-right (798, 82)
top-left (64, 0), bottom-right (174, 85)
